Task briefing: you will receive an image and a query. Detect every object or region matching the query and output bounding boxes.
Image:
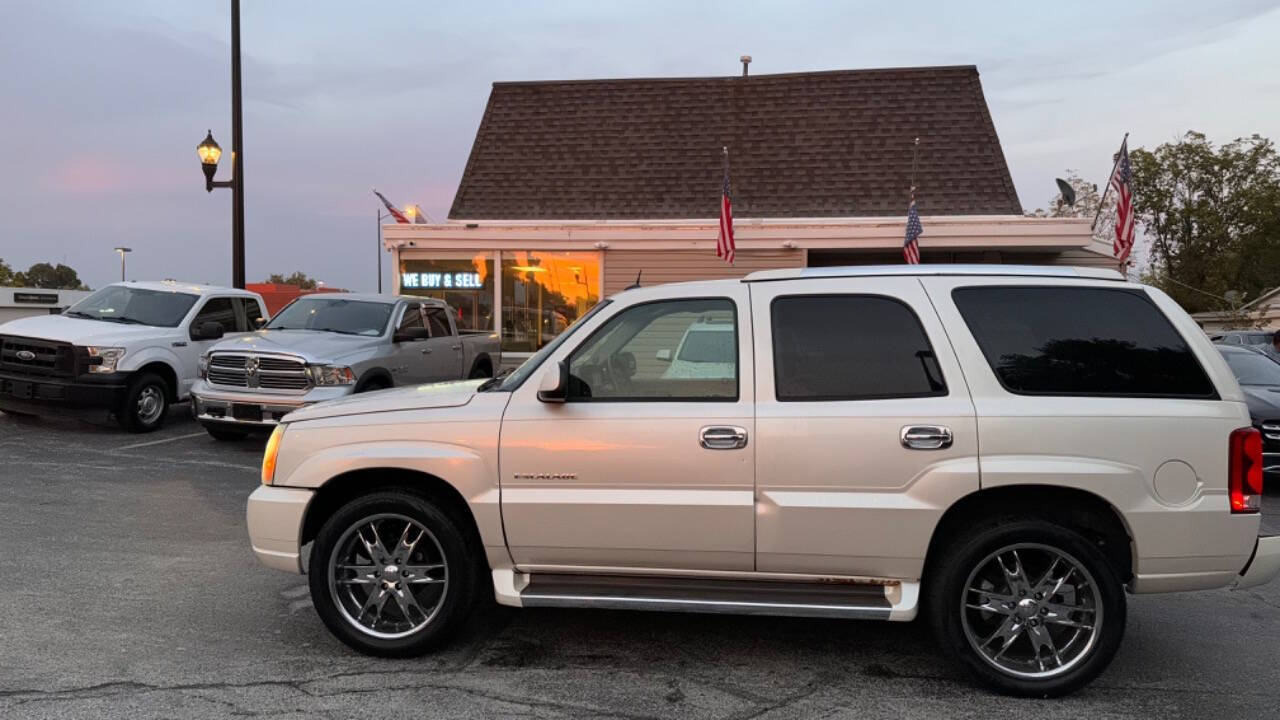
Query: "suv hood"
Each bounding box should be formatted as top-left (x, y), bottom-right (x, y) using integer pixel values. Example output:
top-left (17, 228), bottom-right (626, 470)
top-left (209, 330), bottom-right (384, 363)
top-left (284, 379), bottom-right (483, 423)
top-left (1241, 385), bottom-right (1280, 422)
top-left (0, 314), bottom-right (168, 345)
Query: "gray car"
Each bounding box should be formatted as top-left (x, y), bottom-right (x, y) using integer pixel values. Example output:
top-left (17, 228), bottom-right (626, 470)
top-left (189, 293), bottom-right (499, 439)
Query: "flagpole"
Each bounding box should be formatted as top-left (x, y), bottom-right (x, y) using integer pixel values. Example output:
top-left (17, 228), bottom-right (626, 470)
top-left (909, 136), bottom-right (919, 202)
top-left (376, 208), bottom-right (383, 293)
top-left (1092, 132), bottom-right (1128, 231)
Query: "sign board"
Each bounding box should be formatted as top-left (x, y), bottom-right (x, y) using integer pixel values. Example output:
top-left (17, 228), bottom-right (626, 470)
top-left (13, 292), bottom-right (59, 304)
top-left (401, 272), bottom-right (482, 290)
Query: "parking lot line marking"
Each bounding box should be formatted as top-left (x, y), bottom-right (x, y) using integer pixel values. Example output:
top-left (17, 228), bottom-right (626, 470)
top-left (116, 432), bottom-right (208, 451)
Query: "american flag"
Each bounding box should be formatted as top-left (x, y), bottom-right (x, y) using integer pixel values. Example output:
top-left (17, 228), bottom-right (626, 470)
top-left (717, 153), bottom-right (735, 264)
top-left (1109, 138), bottom-right (1136, 262)
top-left (903, 200), bottom-right (923, 264)
top-left (373, 189), bottom-right (410, 224)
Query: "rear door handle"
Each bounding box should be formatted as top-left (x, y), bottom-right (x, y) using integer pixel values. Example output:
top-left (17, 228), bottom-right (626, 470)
top-left (700, 425), bottom-right (748, 450)
top-left (421, 348), bottom-right (432, 354)
top-left (900, 425), bottom-right (953, 450)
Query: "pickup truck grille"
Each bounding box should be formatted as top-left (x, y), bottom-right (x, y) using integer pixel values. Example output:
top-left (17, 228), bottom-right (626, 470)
top-left (1260, 421), bottom-right (1280, 453)
top-left (0, 335), bottom-right (76, 379)
top-left (207, 353), bottom-right (311, 391)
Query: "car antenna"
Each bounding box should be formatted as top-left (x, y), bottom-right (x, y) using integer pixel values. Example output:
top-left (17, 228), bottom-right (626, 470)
top-left (625, 270), bottom-right (642, 290)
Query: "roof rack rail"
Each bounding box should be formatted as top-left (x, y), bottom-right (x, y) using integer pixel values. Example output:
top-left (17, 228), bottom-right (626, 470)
top-left (742, 265), bottom-right (1125, 283)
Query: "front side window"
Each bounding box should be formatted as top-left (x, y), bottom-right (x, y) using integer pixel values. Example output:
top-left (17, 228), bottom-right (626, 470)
top-left (265, 298), bottom-right (395, 337)
top-left (771, 295), bottom-right (946, 401)
top-left (397, 304), bottom-right (424, 332)
top-left (235, 298), bottom-right (267, 330)
top-left (952, 286), bottom-right (1215, 398)
top-left (567, 298), bottom-right (737, 401)
top-left (193, 298), bottom-right (237, 335)
top-left (424, 306), bottom-right (452, 338)
top-left (64, 286), bottom-right (198, 328)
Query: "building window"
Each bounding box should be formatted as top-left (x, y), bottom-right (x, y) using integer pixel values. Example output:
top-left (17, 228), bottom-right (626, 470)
top-left (399, 253), bottom-right (495, 332)
top-left (501, 251), bottom-right (600, 354)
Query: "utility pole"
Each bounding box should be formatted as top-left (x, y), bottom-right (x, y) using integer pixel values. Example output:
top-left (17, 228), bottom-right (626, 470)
top-left (230, 0), bottom-right (246, 289)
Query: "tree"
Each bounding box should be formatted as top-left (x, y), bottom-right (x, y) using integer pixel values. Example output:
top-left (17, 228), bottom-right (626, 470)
top-left (0, 258), bottom-right (14, 286)
top-left (264, 271), bottom-right (318, 290)
top-left (1130, 132), bottom-right (1280, 313)
top-left (13, 262), bottom-right (90, 290)
top-left (1026, 169), bottom-right (1118, 246)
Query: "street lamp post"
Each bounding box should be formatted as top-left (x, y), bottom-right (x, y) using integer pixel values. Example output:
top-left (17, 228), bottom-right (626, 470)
top-left (196, 0), bottom-right (246, 289)
top-left (113, 247), bottom-right (132, 282)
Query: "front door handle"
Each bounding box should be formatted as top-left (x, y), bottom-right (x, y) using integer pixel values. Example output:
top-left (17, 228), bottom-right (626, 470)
top-left (900, 425), bottom-right (953, 450)
top-left (700, 425), bottom-right (748, 450)
top-left (451, 344), bottom-right (462, 351)
top-left (421, 347), bottom-right (432, 354)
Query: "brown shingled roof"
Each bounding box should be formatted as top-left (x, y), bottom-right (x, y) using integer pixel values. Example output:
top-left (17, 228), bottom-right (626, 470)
top-left (448, 65), bottom-right (1021, 220)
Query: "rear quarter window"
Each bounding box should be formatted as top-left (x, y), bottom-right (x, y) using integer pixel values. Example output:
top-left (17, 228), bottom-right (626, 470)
top-left (951, 286), bottom-right (1216, 399)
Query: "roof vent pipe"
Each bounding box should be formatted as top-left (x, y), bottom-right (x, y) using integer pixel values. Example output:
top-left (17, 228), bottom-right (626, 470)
top-left (740, 55), bottom-right (751, 77)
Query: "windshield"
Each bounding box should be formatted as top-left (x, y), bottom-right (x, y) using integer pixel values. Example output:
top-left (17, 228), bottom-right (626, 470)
top-left (1223, 350), bottom-right (1280, 386)
top-left (678, 328), bottom-right (735, 363)
top-left (265, 297), bottom-right (394, 336)
top-left (64, 286), bottom-right (199, 327)
top-left (485, 300), bottom-right (613, 392)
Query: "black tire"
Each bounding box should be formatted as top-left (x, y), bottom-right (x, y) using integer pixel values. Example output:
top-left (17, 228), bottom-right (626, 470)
top-left (308, 490), bottom-right (481, 657)
top-left (116, 372), bottom-right (169, 433)
top-left (926, 519), bottom-right (1126, 698)
top-left (468, 361), bottom-right (493, 379)
top-left (355, 377), bottom-right (390, 393)
top-left (203, 424), bottom-right (250, 441)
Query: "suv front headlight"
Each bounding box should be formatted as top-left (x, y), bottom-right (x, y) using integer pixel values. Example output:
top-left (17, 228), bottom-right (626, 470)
top-left (309, 364), bottom-right (356, 386)
top-left (86, 346), bottom-right (126, 374)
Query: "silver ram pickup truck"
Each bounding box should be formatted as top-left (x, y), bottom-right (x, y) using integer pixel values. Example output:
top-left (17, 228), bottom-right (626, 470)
top-left (190, 293), bottom-right (498, 440)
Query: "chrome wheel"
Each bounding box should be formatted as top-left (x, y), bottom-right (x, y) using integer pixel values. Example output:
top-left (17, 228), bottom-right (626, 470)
top-left (135, 386), bottom-right (164, 425)
top-left (327, 513), bottom-right (449, 639)
top-left (960, 543), bottom-right (1102, 679)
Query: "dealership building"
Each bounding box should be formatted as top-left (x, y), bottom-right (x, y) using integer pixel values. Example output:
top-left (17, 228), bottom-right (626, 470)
top-left (385, 64), bottom-right (1111, 365)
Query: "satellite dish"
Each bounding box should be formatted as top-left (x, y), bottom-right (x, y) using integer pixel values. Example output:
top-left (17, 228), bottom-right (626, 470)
top-left (1055, 178), bottom-right (1077, 208)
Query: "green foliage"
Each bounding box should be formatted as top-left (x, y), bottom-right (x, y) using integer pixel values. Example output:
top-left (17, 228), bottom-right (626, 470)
top-left (264, 271), bottom-right (318, 290)
top-left (1131, 132), bottom-right (1280, 313)
top-left (1027, 169), bottom-right (1118, 245)
top-left (0, 258), bottom-right (14, 286)
top-left (12, 262), bottom-right (90, 290)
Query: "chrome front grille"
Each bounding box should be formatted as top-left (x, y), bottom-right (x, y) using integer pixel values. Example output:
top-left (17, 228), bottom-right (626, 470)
top-left (206, 353), bottom-right (310, 391)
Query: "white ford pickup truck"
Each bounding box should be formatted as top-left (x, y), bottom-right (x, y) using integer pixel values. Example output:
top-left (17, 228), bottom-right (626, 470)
top-left (0, 281), bottom-right (267, 432)
top-left (247, 265), bottom-right (1279, 697)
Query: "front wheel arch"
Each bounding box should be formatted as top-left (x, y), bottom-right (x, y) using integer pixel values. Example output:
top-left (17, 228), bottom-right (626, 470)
top-left (354, 369), bottom-right (393, 393)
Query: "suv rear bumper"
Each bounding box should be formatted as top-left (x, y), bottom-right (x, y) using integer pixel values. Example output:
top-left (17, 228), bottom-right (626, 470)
top-left (0, 370), bottom-right (129, 418)
top-left (1234, 535), bottom-right (1280, 590)
top-left (247, 485), bottom-right (313, 573)
top-left (191, 381), bottom-right (350, 427)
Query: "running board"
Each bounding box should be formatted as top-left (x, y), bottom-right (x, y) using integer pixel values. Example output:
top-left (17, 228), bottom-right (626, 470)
top-left (492, 570), bottom-right (920, 621)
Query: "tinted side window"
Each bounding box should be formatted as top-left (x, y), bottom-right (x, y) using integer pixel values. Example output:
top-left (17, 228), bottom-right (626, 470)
top-left (192, 298), bottom-right (236, 336)
top-left (771, 295), bottom-right (946, 401)
top-left (567, 298), bottom-right (737, 401)
top-left (952, 286), bottom-right (1215, 398)
top-left (397, 304), bottom-right (424, 331)
top-left (241, 299), bottom-right (267, 329)
top-left (424, 306), bottom-right (452, 338)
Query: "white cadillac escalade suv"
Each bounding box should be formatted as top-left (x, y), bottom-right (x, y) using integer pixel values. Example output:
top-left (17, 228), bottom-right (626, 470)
top-left (247, 265), bottom-right (1279, 697)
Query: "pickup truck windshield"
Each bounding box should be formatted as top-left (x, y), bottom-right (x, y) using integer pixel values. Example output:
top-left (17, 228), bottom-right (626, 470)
top-left (65, 286), bottom-right (199, 327)
top-left (265, 298), bottom-right (394, 336)
top-left (487, 299), bottom-right (612, 392)
top-left (1223, 351), bottom-right (1280, 386)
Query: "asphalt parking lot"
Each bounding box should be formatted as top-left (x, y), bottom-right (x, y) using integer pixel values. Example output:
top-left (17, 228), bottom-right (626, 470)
top-left (2, 409), bottom-right (1279, 719)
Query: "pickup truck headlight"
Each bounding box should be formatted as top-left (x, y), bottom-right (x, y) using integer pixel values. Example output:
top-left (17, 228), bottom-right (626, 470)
top-left (85, 346), bottom-right (126, 374)
top-left (309, 364), bottom-right (356, 386)
top-left (197, 354), bottom-right (209, 379)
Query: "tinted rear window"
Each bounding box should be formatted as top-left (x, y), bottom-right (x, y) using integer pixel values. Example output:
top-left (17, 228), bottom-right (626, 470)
top-left (952, 286), bottom-right (1215, 398)
top-left (771, 295), bottom-right (947, 401)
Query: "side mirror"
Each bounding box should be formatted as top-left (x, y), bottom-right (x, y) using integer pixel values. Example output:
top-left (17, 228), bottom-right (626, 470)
top-left (252, 316), bottom-right (267, 329)
top-left (393, 326), bottom-right (431, 343)
top-left (537, 361), bottom-right (568, 403)
top-left (655, 348), bottom-right (672, 362)
top-left (192, 321), bottom-right (225, 341)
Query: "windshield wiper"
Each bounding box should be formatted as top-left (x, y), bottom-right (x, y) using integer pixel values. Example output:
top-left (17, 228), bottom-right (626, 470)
top-left (476, 368), bottom-right (514, 392)
top-left (313, 327), bottom-right (364, 335)
top-left (112, 317), bottom-right (145, 325)
top-left (64, 310), bottom-right (100, 320)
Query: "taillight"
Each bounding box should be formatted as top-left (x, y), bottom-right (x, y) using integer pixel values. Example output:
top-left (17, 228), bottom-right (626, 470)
top-left (1229, 427), bottom-right (1263, 514)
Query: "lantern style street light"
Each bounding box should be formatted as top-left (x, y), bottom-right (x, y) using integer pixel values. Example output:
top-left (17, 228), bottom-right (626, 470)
top-left (197, 0), bottom-right (246, 289)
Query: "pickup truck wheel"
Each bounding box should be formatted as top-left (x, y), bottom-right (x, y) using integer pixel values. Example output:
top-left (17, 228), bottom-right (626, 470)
top-left (116, 372), bottom-right (169, 433)
top-left (927, 520), bottom-right (1125, 698)
top-left (468, 361), bottom-right (492, 379)
top-left (309, 491), bottom-right (478, 657)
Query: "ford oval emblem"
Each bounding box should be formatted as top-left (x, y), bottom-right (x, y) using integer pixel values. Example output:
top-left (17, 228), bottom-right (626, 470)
top-left (15, 350), bottom-right (36, 361)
